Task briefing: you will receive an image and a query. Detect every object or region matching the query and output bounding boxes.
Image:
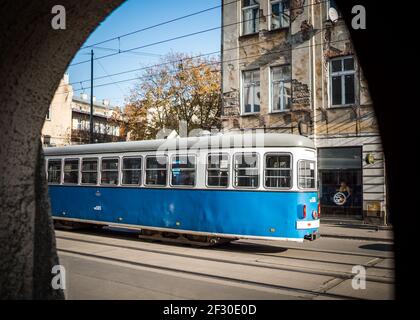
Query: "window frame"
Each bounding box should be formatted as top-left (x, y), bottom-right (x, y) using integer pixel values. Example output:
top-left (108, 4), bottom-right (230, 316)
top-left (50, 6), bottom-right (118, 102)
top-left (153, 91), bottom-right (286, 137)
top-left (205, 153), bottom-right (230, 189)
top-left (100, 157), bottom-right (120, 186)
top-left (47, 158), bottom-right (62, 185)
top-left (144, 155), bottom-right (168, 187)
top-left (63, 158), bottom-right (80, 185)
top-left (233, 152), bottom-right (260, 189)
top-left (297, 159), bottom-right (317, 190)
top-left (170, 154), bottom-right (197, 188)
top-left (329, 55), bottom-right (357, 107)
top-left (242, 0), bottom-right (260, 36)
top-left (121, 156), bottom-right (143, 187)
top-left (81, 157), bottom-right (99, 185)
top-left (270, 64), bottom-right (292, 113)
top-left (263, 152), bottom-right (293, 190)
top-left (269, 0), bottom-right (290, 31)
top-left (241, 69), bottom-right (261, 115)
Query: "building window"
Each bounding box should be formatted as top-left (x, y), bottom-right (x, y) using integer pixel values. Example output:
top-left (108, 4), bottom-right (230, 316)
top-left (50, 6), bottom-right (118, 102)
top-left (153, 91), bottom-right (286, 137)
top-left (101, 158), bottom-right (119, 185)
top-left (171, 155), bottom-right (196, 187)
top-left (63, 159), bottom-right (79, 184)
top-left (271, 65), bottom-right (292, 112)
top-left (46, 106), bottom-right (51, 120)
top-left (242, 0), bottom-right (260, 35)
top-left (145, 156), bottom-right (167, 186)
top-left (234, 153), bottom-right (259, 188)
top-left (47, 160), bottom-right (62, 184)
top-left (43, 135), bottom-right (51, 146)
top-left (265, 154), bottom-right (292, 188)
top-left (270, 0), bottom-right (290, 30)
top-left (242, 70), bottom-right (260, 114)
top-left (81, 158), bottom-right (98, 185)
top-left (330, 56), bottom-right (356, 106)
top-left (122, 157), bottom-right (142, 185)
top-left (298, 160), bottom-right (316, 189)
top-left (207, 153), bottom-right (229, 187)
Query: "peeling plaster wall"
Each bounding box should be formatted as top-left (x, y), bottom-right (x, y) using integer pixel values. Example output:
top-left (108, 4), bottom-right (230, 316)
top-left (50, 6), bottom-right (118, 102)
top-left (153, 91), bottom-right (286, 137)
top-left (221, 0), bottom-right (387, 223)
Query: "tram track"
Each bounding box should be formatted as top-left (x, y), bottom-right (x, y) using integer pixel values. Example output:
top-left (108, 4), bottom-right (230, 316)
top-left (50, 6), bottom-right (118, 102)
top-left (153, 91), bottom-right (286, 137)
top-left (55, 230), bottom-right (395, 285)
top-left (56, 226), bottom-right (394, 259)
top-left (57, 247), bottom-right (359, 300)
top-left (229, 240), bottom-right (394, 259)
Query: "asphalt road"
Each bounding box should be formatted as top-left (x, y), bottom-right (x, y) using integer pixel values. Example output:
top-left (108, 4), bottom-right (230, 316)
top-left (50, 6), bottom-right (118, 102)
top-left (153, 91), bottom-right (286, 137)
top-left (55, 227), bottom-right (394, 300)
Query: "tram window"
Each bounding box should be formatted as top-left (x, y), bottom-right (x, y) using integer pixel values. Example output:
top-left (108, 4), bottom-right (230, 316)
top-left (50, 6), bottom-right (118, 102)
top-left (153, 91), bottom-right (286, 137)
top-left (207, 153), bottom-right (229, 187)
top-left (171, 155), bottom-right (196, 186)
top-left (298, 160), bottom-right (316, 189)
top-left (63, 159), bottom-right (79, 184)
top-left (265, 154), bottom-right (292, 188)
top-left (145, 156), bottom-right (167, 186)
top-left (122, 157), bottom-right (142, 185)
top-left (81, 158), bottom-right (98, 185)
top-left (47, 159), bottom-right (62, 184)
top-left (101, 158), bottom-right (119, 185)
top-left (233, 153), bottom-right (259, 188)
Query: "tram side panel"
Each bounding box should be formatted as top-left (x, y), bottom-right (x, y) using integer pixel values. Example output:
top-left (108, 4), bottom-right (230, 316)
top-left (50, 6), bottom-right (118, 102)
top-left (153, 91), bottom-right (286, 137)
top-left (50, 186), bottom-right (319, 241)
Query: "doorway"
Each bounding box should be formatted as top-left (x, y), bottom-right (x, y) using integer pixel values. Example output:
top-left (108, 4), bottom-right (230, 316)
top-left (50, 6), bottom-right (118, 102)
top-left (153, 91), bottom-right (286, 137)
top-left (318, 147), bottom-right (363, 219)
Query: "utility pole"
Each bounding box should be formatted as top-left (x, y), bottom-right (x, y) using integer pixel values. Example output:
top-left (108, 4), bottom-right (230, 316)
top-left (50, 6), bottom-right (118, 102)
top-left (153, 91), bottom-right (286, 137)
top-left (89, 49), bottom-right (94, 144)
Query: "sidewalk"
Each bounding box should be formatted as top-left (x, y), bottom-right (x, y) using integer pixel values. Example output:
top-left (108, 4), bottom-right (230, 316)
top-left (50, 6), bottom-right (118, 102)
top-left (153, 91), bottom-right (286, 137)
top-left (319, 222), bottom-right (394, 242)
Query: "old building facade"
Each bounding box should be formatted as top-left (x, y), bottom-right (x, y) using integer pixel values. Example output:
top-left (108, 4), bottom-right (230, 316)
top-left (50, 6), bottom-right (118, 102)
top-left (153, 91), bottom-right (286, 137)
top-left (42, 75), bottom-right (125, 147)
top-left (221, 0), bottom-right (388, 224)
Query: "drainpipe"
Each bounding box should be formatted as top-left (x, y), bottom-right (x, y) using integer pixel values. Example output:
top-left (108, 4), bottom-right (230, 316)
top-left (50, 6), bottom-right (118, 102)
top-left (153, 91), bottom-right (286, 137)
top-left (310, 0), bottom-right (317, 147)
top-left (221, 0), bottom-right (225, 119)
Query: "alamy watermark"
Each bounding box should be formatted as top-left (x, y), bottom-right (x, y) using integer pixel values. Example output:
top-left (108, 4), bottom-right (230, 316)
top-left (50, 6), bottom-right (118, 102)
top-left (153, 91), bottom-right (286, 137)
top-left (351, 5), bottom-right (366, 30)
top-left (351, 265), bottom-right (366, 290)
top-left (51, 5), bottom-right (66, 30)
top-left (51, 265), bottom-right (66, 290)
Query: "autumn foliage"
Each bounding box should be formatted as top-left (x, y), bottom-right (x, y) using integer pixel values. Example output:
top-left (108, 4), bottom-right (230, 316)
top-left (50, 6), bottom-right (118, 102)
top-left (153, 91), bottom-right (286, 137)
top-left (111, 53), bottom-right (221, 141)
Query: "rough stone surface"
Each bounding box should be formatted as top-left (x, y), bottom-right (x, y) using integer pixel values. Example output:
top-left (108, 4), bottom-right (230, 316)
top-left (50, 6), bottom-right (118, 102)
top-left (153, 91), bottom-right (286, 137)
top-left (0, 0), bottom-right (124, 299)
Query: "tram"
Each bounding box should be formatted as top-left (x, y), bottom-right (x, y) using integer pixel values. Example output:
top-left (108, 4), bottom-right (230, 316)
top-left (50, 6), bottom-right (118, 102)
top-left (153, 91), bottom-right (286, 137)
top-left (45, 133), bottom-right (320, 244)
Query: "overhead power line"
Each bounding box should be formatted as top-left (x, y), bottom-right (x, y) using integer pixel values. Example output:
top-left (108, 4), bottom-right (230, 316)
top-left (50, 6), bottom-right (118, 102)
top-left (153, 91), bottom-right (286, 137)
top-left (65, 23), bottom-right (331, 89)
top-left (69, 0), bottom-right (328, 67)
top-left (65, 38), bottom-right (273, 88)
top-left (58, 37), bottom-right (348, 96)
top-left (80, 0), bottom-right (242, 50)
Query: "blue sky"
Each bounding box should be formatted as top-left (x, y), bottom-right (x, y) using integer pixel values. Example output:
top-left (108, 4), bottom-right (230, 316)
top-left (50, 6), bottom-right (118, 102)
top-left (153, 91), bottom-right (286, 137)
top-left (67, 0), bottom-right (221, 107)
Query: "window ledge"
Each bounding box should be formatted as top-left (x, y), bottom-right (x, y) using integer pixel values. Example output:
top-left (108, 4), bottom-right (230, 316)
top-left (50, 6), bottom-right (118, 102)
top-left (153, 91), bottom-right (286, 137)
top-left (269, 109), bottom-right (291, 115)
top-left (241, 112), bottom-right (260, 117)
top-left (265, 27), bottom-right (289, 35)
top-left (239, 32), bottom-right (259, 40)
top-left (328, 104), bottom-right (358, 110)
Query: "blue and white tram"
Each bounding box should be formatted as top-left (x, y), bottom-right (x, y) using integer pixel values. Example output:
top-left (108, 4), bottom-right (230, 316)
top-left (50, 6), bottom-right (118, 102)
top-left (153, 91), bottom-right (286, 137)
top-left (45, 133), bottom-right (320, 243)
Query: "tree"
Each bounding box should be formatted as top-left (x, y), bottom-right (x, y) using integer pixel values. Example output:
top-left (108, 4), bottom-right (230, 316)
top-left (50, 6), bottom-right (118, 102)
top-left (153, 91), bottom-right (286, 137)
top-left (116, 53), bottom-right (221, 140)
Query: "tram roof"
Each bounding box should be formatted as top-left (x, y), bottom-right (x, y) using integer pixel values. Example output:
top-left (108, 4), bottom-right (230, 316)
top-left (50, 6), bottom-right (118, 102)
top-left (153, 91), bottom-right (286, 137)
top-left (43, 133), bottom-right (315, 156)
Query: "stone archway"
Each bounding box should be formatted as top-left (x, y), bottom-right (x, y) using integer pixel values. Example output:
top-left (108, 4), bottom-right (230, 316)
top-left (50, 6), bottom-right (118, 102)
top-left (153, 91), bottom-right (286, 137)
top-left (0, 0), bottom-right (124, 299)
top-left (0, 0), bottom-right (407, 300)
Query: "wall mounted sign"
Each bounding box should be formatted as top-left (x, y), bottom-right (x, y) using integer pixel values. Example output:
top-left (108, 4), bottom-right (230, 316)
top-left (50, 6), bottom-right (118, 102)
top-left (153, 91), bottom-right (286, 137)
top-left (333, 192), bottom-right (347, 206)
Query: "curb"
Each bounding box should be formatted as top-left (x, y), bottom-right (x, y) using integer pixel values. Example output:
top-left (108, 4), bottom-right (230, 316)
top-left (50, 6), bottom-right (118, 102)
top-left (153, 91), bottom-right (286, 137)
top-left (320, 221), bottom-right (393, 231)
top-left (320, 233), bottom-right (394, 243)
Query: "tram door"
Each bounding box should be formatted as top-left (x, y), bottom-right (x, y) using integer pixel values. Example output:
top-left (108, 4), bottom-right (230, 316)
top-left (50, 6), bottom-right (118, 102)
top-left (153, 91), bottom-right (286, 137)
top-left (318, 147), bottom-right (363, 219)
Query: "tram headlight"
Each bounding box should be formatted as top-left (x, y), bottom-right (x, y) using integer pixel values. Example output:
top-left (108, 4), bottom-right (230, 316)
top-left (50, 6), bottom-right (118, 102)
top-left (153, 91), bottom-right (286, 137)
top-left (303, 205), bottom-right (307, 219)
